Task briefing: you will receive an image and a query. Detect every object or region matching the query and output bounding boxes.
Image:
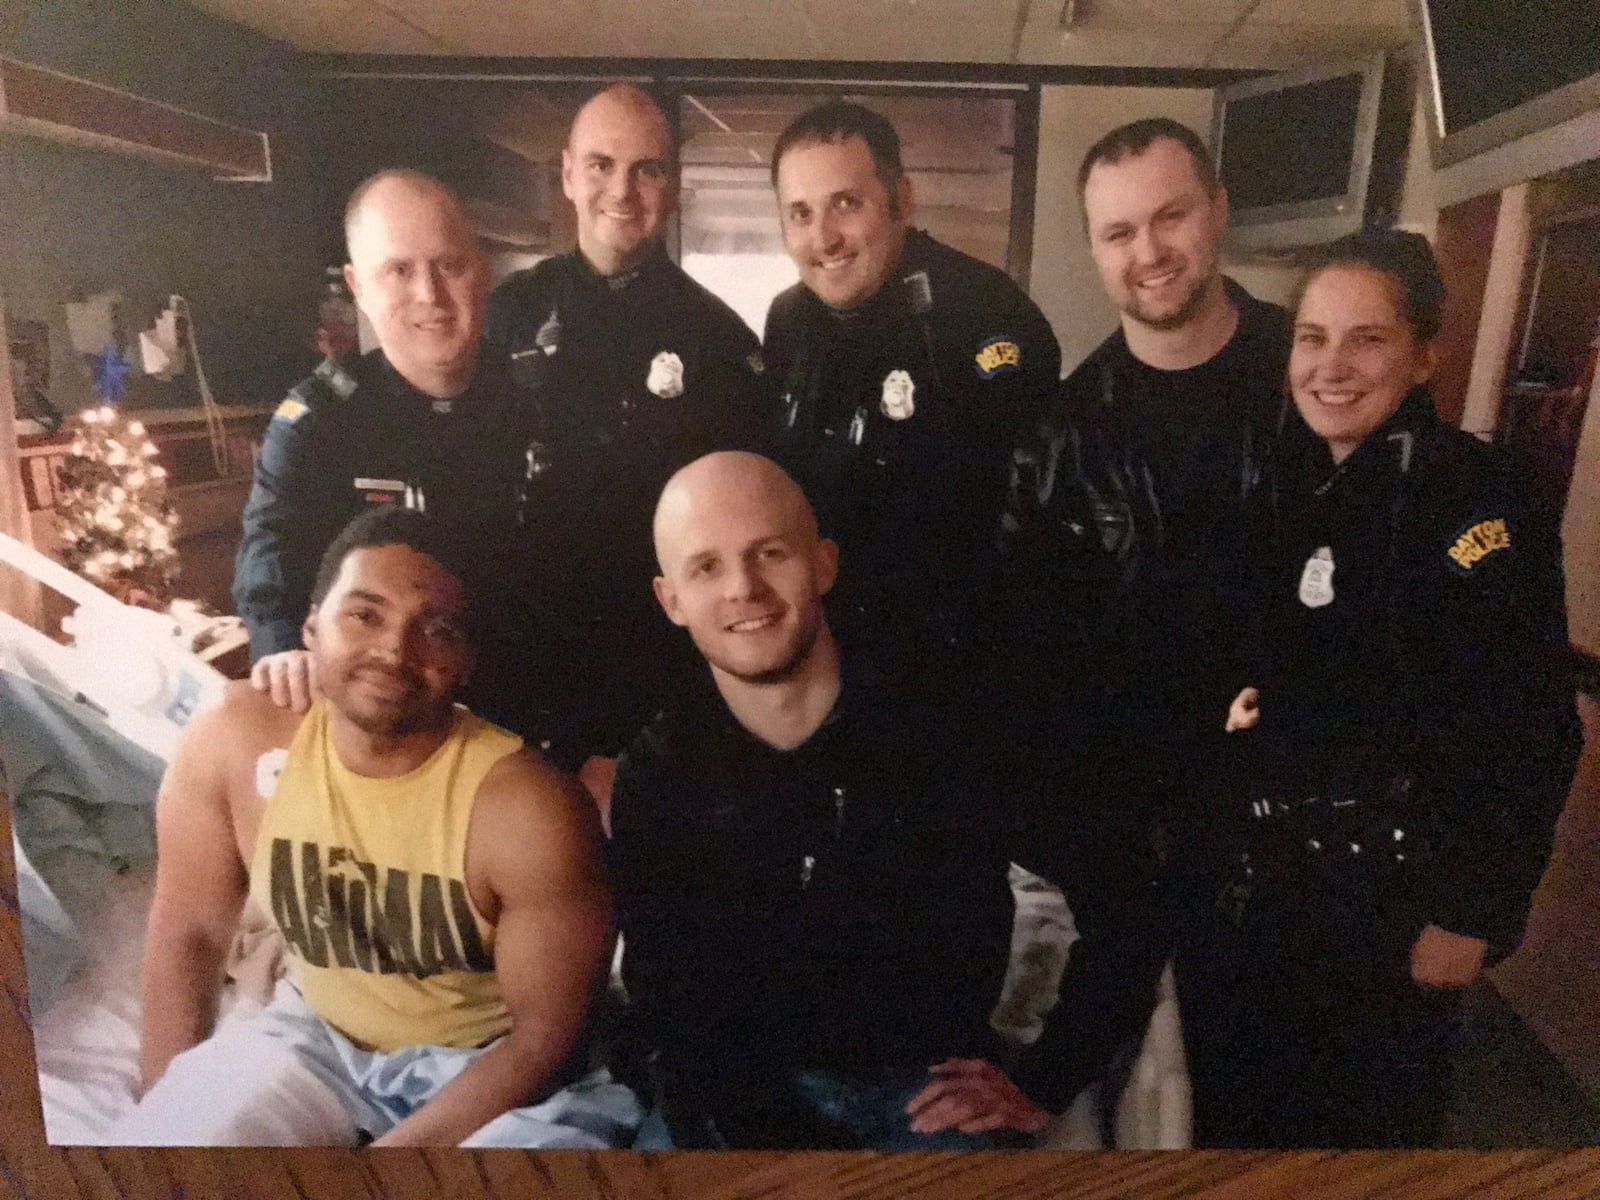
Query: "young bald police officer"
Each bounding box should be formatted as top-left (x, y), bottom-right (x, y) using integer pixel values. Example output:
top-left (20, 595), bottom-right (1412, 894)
top-left (483, 84), bottom-right (772, 771)
top-left (118, 509), bottom-right (640, 1146)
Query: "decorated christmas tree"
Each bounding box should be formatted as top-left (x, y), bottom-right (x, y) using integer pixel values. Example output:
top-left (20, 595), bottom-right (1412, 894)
top-left (54, 362), bottom-right (180, 608)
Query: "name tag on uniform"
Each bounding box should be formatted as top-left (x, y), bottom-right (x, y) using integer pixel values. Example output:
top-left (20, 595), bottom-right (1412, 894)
top-left (354, 477), bottom-right (405, 504)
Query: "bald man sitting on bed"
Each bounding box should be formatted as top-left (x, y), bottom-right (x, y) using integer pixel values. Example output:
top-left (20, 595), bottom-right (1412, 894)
top-left (112, 507), bottom-right (640, 1147)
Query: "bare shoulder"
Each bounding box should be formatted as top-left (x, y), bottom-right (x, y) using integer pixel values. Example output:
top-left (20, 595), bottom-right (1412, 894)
top-left (183, 680), bottom-right (302, 758)
top-left (164, 681), bottom-right (304, 836)
top-left (474, 747), bottom-right (601, 841)
top-left (467, 748), bottom-right (604, 884)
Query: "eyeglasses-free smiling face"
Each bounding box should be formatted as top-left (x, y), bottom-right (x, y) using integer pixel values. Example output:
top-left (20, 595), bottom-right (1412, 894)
top-left (343, 177), bottom-right (488, 399)
top-left (653, 456), bottom-right (838, 686)
top-left (776, 135), bottom-right (912, 311)
top-left (304, 543), bottom-right (474, 739)
top-left (1081, 136), bottom-right (1228, 332)
top-left (1290, 263), bottom-right (1439, 463)
top-left (562, 86), bottom-right (676, 276)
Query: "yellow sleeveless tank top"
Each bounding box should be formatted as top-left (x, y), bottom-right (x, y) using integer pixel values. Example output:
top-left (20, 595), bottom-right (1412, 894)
top-left (247, 701), bottom-right (522, 1051)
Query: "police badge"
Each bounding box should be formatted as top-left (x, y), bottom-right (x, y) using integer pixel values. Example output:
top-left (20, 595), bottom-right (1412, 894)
top-left (1298, 545), bottom-right (1335, 608)
top-left (880, 369), bottom-right (915, 420)
top-left (647, 350), bottom-right (685, 398)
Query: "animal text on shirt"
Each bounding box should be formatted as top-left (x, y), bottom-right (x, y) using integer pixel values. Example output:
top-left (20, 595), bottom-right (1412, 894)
top-left (266, 838), bottom-right (493, 977)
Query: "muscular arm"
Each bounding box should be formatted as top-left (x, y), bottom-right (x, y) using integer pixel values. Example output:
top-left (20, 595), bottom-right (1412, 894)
top-left (374, 751), bottom-right (611, 1147)
top-left (139, 698), bottom-right (252, 1091)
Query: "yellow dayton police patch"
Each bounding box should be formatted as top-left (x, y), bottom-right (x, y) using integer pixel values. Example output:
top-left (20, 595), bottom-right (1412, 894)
top-left (273, 397), bottom-right (308, 423)
top-left (974, 337), bottom-right (1022, 379)
top-left (1446, 518), bottom-right (1510, 571)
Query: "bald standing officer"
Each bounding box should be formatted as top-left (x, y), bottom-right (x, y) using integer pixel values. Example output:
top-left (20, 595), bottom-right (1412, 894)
top-left (235, 169), bottom-right (530, 686)
top-left (482, 84), bottom-right (773, 774)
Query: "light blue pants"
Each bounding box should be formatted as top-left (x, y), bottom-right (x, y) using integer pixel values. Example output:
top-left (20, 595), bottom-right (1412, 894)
top-left (110, 979), bottom-right (642, 1147)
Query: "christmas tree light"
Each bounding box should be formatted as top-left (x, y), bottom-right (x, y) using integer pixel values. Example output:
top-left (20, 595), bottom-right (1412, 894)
top-left (54, 403), bottom-right (180, 607)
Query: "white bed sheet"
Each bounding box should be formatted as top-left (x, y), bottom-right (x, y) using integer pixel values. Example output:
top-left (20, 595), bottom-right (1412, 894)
top-left (30, 865), bottom-right (259, 1145)
top-left (32, 864), bottom-right (152, 1144)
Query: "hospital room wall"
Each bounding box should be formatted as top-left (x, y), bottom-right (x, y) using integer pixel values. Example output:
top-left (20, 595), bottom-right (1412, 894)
top-left (0, 0), bottom-right (330, 418)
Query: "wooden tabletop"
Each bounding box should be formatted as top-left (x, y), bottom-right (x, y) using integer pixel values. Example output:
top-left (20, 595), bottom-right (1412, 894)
top-left (5, 798), bottom-right (1597, 1199)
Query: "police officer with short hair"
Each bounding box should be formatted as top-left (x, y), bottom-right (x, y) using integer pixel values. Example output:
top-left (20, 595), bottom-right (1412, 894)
top-left (479, 84), bottom-right (771, 769)
top-left (763, 100), bottom-right (1061, 669)
top-left (234, 169), bottom-right (527, 687)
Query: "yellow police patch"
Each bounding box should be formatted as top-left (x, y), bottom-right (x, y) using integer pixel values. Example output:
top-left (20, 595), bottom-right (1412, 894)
top-left (974, 338), bottom-right (1022, 379)
top-left (1446, 518), bottom-right (1510, 571)
top-left (273, 397), bottom-right (308, 423)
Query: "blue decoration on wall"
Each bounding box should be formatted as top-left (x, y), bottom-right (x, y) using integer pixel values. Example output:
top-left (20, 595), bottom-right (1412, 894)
top-left (87, 343), bottom-right (132, 402)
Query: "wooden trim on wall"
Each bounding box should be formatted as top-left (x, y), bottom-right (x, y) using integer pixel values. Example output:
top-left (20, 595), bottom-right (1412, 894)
top-left (1431, 190), bottom-right (1501, 426)
top-left (0, 56), bottom-right (270, 181)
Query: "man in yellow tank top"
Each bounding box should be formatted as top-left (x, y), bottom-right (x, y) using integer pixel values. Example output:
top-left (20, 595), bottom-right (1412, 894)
top-left (111, 508), bottom-right (641, 1146)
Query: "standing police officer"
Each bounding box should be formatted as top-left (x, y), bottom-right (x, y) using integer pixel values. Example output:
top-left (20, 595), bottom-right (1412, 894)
top-left (234, 169), bottom-right (527, 701)
top-left (481, 84), bottom-right (771, 774)
top-left (997, 118), bottom-right (1296, 1114)
top-left (763, 101), bottom-right (1060, 667)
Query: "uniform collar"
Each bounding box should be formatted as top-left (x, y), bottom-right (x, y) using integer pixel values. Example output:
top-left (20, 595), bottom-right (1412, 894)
top-left (816, 227), bottom-right (933, 324)
top-left (574, 243), bottom-right (670, 293)
top-left (1306, 386), bottom-right (1435, 494)
top-left (373, 348), bottom-right (486, 414)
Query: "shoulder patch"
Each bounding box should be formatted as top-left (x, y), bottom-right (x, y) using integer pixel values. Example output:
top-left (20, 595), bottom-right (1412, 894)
top-left (1445, 517), bottom-right (1511, 572)
top-left (273, 397), bottom-right (308, 423)
top-left (974, 336), bottom-right (1022, 379)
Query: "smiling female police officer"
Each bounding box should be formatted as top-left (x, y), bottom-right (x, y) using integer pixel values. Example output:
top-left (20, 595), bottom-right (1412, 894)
top-left (1181, 230), bottom-right (1581, 1149)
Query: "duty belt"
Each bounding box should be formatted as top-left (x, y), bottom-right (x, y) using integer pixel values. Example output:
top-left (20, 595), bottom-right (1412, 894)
top-left (1219, 764), bottom-right (1434, 925)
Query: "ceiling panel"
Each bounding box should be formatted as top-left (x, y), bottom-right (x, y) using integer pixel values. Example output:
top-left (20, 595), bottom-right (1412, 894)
top-left (189, 0), bottom-right (1412, 68)
top-left (191, 0), bottom-right (452, 52)
top-left (1249, 0), bottom-right (1410, 28)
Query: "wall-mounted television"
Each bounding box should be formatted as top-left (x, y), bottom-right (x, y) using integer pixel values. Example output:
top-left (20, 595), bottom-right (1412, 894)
top-left (1211, 52), bottom-right (1411, 254)
top-left (1413, 0), bottom-right (1600, 168)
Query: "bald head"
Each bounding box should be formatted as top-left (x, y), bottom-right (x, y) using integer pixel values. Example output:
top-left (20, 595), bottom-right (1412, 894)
top-left (341, 169), bottom-right (488, 398)
top-left (563, 84), bottom-right (677, 275)
top-left (344, 169), bottom-right (474, 253)
top-left (652, 453), bottom-right (836, 685)
top-left (654, 452), bottom-right (816, 568)
top-left (569, 85), bottom-right (673, 157)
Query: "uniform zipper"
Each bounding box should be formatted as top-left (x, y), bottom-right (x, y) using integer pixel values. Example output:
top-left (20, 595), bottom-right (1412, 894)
top-left (800, 785), bottom-right (847, 890)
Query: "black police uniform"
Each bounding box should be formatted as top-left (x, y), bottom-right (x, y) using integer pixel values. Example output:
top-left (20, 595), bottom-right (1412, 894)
top-left (1175, 388), bottom-right (1581, 1148)
top-left (1014, 277), bottom-right (1292, 750)
top-left (608, 656), bottom-right (1025, 1149)
top-left (996, 278), bottom-right (1293, 1122)
top-left (233, 352), bottom-right (529, 661)
top-left (764, 228), bottom-right (1060, 665)
top-left (480, 246), bottom-right (772, 766)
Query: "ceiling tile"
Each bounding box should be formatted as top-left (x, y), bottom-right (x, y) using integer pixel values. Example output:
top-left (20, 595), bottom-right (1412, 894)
top-left (191, 0), bottom-right (1413, 66)
top-left (1247, 0), bottom-right (1411, 29)
top-left (191, 0), bottom-right (453, 52)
